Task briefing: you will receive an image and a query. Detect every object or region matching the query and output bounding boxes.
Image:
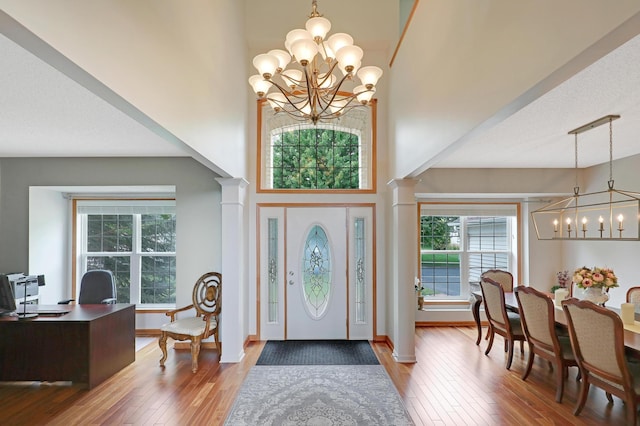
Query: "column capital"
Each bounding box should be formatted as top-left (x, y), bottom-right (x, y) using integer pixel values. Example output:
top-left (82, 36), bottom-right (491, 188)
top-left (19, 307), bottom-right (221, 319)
top-left (215, 177), bottom-right (249, 189)
top-left (216, 178), bottom-right (249, 205)
top-left (387, 178), bottom-right (417, 206)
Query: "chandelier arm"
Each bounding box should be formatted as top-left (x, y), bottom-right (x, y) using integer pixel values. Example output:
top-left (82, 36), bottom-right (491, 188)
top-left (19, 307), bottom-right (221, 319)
top-left (315, 72), bottom-right (355, 117)
top-left (266, 80), bottom-right (311, 113)
top-left (302, 64), bottom-right (320, 121)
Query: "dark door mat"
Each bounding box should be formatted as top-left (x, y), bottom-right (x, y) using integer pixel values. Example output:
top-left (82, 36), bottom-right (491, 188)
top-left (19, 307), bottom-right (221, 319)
top-left (256, 340), bottom-right (380, 365)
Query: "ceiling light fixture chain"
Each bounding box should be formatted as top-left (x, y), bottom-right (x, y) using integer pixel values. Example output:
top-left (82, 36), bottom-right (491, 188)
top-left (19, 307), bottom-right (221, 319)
top-left (608, 116), bottom-right (614, 190)
top-left (248, 0), bottom-right (383, 125)
top-left (531, 114), bottom-right (640, 241)
top-left (573, 132), bottom-right (579, 196)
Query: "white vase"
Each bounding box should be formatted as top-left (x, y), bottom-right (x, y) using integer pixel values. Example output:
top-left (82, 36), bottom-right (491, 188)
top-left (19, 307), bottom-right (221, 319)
top-left (582, 286), bottom-right (609, 306)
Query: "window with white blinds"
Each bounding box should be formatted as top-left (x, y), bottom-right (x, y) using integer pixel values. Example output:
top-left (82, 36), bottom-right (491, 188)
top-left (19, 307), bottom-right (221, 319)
top-left (418, 203), bottom-right (518, 300)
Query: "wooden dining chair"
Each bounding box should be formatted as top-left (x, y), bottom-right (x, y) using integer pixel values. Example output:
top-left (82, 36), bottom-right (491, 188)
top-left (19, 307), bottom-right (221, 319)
top-left (516, 286), bottom-right (578, 402)
top-left (480, 278), bottom-right (525, 369)
top-left (481, 269), bottom-right (514, 292)
top-left (480, 270), bottom-right (515, 342)
top-left (562, 298), bottom-right (640, 424)
top-left (627, 286), bottom-right (640, 312)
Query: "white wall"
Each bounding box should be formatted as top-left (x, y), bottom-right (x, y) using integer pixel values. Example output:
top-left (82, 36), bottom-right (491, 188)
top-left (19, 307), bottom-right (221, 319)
top-left (28, 187), bottom-right (68, 303)
top-left (0, 157), bottom-right (222, 330)
top-left (0, 0), bottom-right (249, 179)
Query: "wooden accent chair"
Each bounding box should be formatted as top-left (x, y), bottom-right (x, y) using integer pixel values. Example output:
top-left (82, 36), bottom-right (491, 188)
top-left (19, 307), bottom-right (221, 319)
top-left (627, 286), bottom-right (640, 312)
top-left (481, 269), bottom-right (514, 292)
top-left (480, 278), bottom-right (525, 369)
top-left (159, 272), bottom-right (221, 373)
top-left (562, 298), bottom-right (640, 423)
top-left (515, 286), bottom-right (578, 402)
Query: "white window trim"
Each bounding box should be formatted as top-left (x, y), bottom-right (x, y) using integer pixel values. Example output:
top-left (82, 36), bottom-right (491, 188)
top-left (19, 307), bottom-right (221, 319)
top-left (419, 203), bottom-right (518, 301)
top-left (76, 199), bottom-right (176, 308)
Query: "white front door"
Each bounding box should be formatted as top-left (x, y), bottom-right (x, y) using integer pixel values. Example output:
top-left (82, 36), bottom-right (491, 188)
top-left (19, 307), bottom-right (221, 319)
top-left (286, 207), bottom-right (347, 339)
top-left (258, 205), bottom-right (374, 341)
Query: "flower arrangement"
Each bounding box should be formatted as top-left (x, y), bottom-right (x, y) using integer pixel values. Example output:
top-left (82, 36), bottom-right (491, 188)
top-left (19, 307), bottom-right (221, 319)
top-left (414, 277), bottom-right (424, 294)
top-left (573, 266), bottom-right (618, 290)
top-left (556, 270), bottom-right (571, 288)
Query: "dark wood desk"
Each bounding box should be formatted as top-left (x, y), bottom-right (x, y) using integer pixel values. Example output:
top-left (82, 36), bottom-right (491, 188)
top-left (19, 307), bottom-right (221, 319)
top-left (472, 290), bottom-right (640, 355)
top-left (0, 304), bottom-right (135, 389)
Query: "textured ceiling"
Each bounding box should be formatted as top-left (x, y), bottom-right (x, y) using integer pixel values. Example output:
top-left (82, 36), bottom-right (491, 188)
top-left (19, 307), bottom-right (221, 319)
top-left (1, 1), bottom-right (639, 174)
top-left (432, 34), bottom-right (640, 169)
top-left (0, 32), bottom-right (189, 158)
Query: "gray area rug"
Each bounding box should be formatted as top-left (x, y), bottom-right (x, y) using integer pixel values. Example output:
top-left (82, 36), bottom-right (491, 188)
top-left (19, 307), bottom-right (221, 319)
top-left (224, 365), bottom-right (414, 425)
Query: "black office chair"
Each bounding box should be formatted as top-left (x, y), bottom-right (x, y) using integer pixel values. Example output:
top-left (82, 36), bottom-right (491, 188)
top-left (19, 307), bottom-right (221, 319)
top-left (59, 270), bottom-right (117, 304)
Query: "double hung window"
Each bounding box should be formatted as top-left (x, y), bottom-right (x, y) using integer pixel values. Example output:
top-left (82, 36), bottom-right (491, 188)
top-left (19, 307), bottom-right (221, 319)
top-left (419, 203), bottom-right (519, 300)
top-left (76, 200), bottom-right (176, 307)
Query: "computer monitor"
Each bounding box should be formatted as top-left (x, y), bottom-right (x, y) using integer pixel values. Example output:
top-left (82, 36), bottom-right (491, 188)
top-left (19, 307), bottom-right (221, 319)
top-left (0, 274), bottom-right (17, 315)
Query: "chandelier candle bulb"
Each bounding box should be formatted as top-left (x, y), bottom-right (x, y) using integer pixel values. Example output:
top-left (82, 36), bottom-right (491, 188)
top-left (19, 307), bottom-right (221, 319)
top-left (599, 216), bottom-right (604, 231)
top-left (582, 217), bottom-right (587, 231)
top-left (618, 214), bottom-right (624, 230)
top-left (553, 219), bottom-right (558, 232)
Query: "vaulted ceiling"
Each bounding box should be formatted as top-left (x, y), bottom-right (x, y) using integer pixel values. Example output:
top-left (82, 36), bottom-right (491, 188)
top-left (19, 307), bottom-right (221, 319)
top-left (1, 0), bottom-right (640, 179)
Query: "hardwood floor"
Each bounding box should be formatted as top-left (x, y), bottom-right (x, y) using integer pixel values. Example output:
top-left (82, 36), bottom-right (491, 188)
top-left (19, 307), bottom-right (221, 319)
top-left (0, 327), bottom-right (634, 425)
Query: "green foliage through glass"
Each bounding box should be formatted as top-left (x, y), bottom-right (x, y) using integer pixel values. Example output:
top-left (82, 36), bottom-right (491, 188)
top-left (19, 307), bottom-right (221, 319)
top-left (270, 127), bottom-right (361, 189)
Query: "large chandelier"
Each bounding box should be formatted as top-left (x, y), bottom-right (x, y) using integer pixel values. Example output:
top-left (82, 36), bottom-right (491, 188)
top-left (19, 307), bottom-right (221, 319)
top-left (248, 0), bottom-right (382, 125)
top-left (531, 115), bottom-right (640, 241)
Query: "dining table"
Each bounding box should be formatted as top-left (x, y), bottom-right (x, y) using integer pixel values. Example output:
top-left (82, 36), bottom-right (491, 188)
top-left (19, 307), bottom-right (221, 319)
top-left (471, 288), bottom-right (640, 357)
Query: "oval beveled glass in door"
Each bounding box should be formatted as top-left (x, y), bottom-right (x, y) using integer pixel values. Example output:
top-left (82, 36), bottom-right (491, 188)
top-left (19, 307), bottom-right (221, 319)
top-left (302, 225), bottom-right (332, 319)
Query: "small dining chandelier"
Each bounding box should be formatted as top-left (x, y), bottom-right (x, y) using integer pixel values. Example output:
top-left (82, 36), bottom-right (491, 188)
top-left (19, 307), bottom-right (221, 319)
top-left (248, 0), bottom-right (382, 125)
top-left (531, 115), bottom-right (640, 241)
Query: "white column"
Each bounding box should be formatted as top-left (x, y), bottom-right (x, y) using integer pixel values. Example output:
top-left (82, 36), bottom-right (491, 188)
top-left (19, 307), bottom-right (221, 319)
top-left (388, 178), bottom-right (417, 363)
top-left (216, 177), bottom-right (248, 363)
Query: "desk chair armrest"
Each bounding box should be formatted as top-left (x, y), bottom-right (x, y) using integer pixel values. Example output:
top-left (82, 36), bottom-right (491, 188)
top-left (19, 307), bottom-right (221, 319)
top-left (58, 299), bottom-right (75, 304)
top-left (165, 304), bottom-right (194, 322)
top-left (101, 298), bottom-right (117, 304)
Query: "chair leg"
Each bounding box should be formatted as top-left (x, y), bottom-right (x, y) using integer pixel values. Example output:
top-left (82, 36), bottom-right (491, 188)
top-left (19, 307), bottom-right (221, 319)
top-left (555, 365), bottom-right (566, 403)
top-left (574, 378), bottom-right (590, 416)
top-left (485, 330), bottom-right (495, 355)
top-left (625, 396), bottom-right (637, 425)
top-left (605, 392), bottom-right (613, 404)
top-left (506, 339), bottom-right (515, 370)
top-left (214, 329), bottom-right (221, 356)
top-left (521, 345), bottom-right (535, 380)
top-left (190, 337), bottom-right (202, 373)
top-left (159, 332), bottom-right (168, 367)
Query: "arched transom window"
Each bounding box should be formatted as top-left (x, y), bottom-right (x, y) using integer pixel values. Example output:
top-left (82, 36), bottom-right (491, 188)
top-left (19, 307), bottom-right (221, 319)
top-left (258, 100), bottom-right (376, 192)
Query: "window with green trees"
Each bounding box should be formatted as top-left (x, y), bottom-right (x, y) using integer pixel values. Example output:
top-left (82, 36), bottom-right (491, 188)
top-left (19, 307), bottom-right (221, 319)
top-left (259, 103), bottom-right (374, 191)
top-left (78, 200), bottom-right (176, 306)
top-left (270, 127), bottom-right (360, 189)
top-left (419, 211), bottom-right (515, 300)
